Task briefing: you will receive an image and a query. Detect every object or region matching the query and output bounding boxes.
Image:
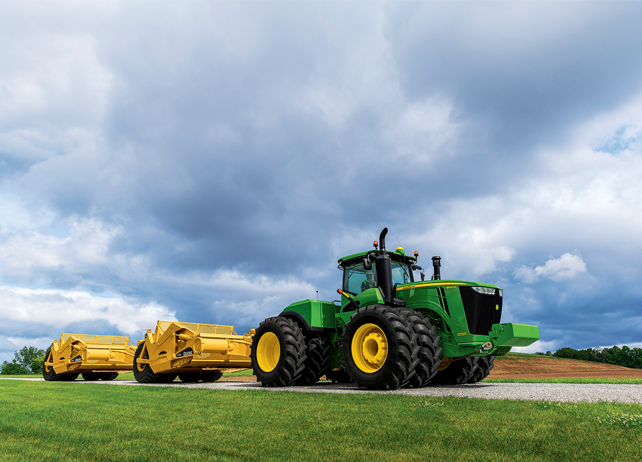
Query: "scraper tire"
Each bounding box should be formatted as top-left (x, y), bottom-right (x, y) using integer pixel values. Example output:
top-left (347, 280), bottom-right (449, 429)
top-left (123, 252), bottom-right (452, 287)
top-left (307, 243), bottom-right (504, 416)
top-left (102, 373), bottom-right (119, 381)
top-left (178, 374), bottom-right (200, 383)
top-left (60, 373), bottom-right (79, 381)
top-left (467, 357), bottom-right (495, 384)
top-left (179, 372), bottom-right (222, 383)
top-left (133, 342), bottom-right (176, 384)
top-left (251, 316), bottom-right (306, 387)
top-left (42, 346), bottom-right (66, 381)
top-left (199, 372), bottom-right (223, 382)
top-left (82, 373), bottom-right (100, 381)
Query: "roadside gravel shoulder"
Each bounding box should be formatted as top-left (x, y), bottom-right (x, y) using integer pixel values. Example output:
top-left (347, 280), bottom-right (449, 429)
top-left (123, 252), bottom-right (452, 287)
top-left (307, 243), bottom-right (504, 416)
top-left (2, 377), bottom-right (640, 404)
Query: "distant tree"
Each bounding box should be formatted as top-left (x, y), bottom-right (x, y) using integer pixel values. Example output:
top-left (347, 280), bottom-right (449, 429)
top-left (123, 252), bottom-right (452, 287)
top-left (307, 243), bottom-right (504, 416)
top-left (30, 354), bottom-right (46, 374)
top-left (1, 361), bottom-right (28, 375)
top-left (545, 351), bottom-right (552, 356)
top-left (553, 345), bottom-right (642, 369)
top-left (13, 346), bottom-right (45, 371)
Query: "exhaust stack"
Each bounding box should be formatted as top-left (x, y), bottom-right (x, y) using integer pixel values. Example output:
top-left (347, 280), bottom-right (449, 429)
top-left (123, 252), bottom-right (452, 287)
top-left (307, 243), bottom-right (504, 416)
top-left (375, 228), bottom-right (393, 304)
top-left (432, 256), bottom-right (441, 280)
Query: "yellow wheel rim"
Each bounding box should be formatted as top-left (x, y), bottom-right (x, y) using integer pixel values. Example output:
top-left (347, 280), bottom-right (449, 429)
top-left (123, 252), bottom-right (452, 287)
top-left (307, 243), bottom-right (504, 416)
top-left (44, 351), bottom-right (53, 373)
top-left (352, 323), bottom-right (388, 373)
top-left (437, 356), bottom-right (452, 371)
top-left (257, 332), bottom-right (281, 372)
top-left (136, 348), bottom-right (148, 372)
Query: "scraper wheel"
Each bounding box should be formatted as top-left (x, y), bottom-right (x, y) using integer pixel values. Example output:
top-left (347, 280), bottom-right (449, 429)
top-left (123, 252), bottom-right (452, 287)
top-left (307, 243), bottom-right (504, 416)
top-left (133, 343), bottom-right (176, 384)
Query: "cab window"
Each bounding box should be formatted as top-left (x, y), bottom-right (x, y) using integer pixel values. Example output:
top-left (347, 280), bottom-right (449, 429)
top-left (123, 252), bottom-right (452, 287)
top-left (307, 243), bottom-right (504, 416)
top-left (391, 261), bottom-right (411, 287)
top-left (343, 262), bottom-right (377, 294)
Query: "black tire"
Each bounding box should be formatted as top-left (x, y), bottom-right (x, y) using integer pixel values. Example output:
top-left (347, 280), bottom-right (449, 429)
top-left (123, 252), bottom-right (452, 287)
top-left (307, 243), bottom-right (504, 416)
top-left (133, 342), bottom-right (177, 384)
top-left (102, 373), bottom-right (119, 381)
top-left (467, 356), bottom-right (495, 384)
top-left (398, 308), bottom-right (442, 388)
top-left (42, 346), bottom-right (64, 381)
top-left (41, 346), bottom-right (78, 381)
top-left (430, 357), bottom-right (478, 385)
top-left (179, 371), bottom-right (223, 383)
top-left (342, 305), bottom-right (419, 390)
top-left (251, 317), bottom-right (307, 387)
top-left (82, 372), bottom-right (119, 381)
top-left (324, 369), bottom-right (353, 383)
top-left (178, 373), bottom-right (200, 383)
top-left (294, 335), bottom-right (331, 386)
top-left (199, 372), bottom-right (223, 383)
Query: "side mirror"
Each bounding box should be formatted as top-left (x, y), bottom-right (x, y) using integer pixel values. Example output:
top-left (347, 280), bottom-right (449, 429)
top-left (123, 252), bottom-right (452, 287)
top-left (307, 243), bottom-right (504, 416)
top-left (363, 257), bottom-right (372, 270)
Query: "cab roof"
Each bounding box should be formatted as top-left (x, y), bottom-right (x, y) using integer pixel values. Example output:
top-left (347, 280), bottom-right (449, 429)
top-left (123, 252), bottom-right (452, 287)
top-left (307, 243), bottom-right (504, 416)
top-left (338, 249), bottom-right (418, 267)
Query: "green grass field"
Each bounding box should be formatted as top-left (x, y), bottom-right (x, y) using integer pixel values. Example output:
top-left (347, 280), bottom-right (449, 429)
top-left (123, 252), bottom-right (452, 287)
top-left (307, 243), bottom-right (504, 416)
top-left (1, 380), bottom-right (641, 462)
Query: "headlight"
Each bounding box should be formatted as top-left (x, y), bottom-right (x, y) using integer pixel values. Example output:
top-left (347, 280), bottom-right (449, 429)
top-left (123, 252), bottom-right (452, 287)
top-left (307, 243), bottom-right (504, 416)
top-left (471, 286), bottom-right (497, 295)
top-left (498, 289), bottom-right (503, 297)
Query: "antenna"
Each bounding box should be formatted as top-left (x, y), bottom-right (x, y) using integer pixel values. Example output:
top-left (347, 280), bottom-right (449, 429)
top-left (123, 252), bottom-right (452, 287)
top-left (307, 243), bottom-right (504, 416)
top-left (396, 237), bottom-right (401, 247)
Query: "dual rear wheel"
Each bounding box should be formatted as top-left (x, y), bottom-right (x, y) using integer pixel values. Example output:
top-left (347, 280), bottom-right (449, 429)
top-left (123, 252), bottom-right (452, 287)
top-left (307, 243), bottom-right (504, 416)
top-left (251, 305), bottom-right (443, 390)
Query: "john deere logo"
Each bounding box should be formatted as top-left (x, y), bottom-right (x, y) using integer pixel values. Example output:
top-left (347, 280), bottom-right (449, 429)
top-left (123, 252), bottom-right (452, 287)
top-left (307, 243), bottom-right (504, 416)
top-left (176, 347), bottom-right (194, 358)
top-left (496, 305), bottom-right (500, 311)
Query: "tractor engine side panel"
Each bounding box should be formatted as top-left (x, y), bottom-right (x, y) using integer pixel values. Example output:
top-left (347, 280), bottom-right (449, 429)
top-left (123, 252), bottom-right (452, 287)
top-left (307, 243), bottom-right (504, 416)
top-left (280, 300), bottom-right (337, 331)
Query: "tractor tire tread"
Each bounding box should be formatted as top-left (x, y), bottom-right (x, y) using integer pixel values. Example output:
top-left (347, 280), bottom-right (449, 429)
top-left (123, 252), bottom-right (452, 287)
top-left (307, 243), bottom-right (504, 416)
top-left (251, 317), bottom-right (307, 387)
top-left (295, 335), bottom-right (331, 385)
top-left (343, 305), bottom-right (420, 390)
top-left (430, 357), bottom-right (479, 385)
top-left (397, 308), bottom-right (442, 388)
top-left (467, 356), bottom-right (496, 384)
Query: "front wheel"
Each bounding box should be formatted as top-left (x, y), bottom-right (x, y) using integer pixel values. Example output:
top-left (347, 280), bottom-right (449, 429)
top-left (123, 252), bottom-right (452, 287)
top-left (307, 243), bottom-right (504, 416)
top-left (342, 305), bottom-right (419, 390)
top-left (251, 317), bottom-right (306, 387)
top-left (133, 342), bottom-right (177, 384)
top-left (467, 357), bottom-right (495, 383)
top-left (429, 357), bottom-right (478, 385)
top-left (42, 346), bottom-right (78, 381)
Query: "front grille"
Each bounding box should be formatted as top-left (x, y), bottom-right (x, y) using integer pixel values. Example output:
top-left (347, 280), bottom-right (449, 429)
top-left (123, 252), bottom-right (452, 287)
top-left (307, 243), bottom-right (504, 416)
top-left (459, 287), bottom-right (502, 335)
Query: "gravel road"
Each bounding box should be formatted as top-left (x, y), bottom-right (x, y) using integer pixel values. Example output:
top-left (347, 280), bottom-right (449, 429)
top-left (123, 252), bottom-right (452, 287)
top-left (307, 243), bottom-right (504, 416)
top-left (3, 378), bottom-right (641, 404)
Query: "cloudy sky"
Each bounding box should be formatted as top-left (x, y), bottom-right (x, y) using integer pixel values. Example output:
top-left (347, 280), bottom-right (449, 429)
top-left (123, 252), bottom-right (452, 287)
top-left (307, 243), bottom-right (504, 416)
top-left (1, 1), bottom-right (642, 363)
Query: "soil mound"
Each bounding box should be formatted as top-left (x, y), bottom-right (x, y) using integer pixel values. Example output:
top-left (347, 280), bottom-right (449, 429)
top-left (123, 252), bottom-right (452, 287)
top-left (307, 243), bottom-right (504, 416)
top-left (490, 355), bottom-right (642, 379)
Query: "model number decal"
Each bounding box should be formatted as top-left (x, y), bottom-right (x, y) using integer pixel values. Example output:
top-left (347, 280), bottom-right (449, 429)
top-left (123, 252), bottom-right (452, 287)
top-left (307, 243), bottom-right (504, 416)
top-left (457, 332), bottom-right (467, 336)
top-left (176, 347), bottom-right (194, 358)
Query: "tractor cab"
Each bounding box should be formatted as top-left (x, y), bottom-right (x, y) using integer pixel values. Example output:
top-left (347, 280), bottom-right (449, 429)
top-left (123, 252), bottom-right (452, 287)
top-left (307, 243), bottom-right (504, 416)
top-left (339, 249), bottom-right (416, 295)
top-left (337, 232), bottom-right (421, 312)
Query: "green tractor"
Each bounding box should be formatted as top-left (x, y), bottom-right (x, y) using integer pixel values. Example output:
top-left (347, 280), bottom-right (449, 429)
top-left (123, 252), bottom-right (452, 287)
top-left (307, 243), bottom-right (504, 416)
top-left (251, 228), bottom-right (539, 389)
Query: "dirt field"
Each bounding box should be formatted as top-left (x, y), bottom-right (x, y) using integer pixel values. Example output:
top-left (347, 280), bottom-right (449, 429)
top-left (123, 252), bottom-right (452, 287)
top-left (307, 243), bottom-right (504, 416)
top-left (219, 355), bottom-right (642, 381)
top-left (489, 355), bottom-right (642, 379)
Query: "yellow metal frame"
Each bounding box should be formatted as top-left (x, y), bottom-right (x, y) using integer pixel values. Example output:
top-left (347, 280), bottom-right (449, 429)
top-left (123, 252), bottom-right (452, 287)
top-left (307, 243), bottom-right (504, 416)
top-left (138, 320), bottom-right (255, 374)
top-left (45, 333), bottom-right (136, 375)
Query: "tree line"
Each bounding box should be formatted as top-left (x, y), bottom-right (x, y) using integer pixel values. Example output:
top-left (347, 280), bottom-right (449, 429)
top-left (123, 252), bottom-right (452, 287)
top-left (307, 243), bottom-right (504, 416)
top-left (1, 346), bottom-right (46, 375)
top-left (537, 345), bottom-right (642, 369)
